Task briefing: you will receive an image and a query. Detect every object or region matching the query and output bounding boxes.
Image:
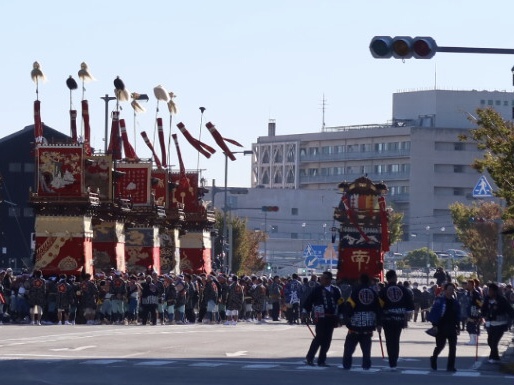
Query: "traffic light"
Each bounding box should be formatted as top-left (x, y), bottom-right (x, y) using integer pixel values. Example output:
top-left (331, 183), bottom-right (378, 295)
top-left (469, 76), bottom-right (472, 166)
top-left (369, 36), bottom-right (437, 59)
top-left (261, 206), bottom-right (279, 212)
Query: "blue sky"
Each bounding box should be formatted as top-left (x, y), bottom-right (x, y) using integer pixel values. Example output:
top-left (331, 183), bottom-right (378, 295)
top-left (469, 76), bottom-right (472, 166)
top-left (1, 1), bottom-right (513, 187)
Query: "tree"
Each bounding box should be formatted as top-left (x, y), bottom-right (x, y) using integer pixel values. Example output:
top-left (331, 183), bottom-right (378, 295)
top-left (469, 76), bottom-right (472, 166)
top-left (459, 108), bottom-right (514, 218)
top-left (457, 107), bottom-right (514, 281)
top-left (214, 213), bottom-right (266, 275)
top-left (388, 210), bottom-right (404, 247)
top-left (403, 248), bottom-right (438, 269)
top-left (449, 201), bottom-right (514, 283)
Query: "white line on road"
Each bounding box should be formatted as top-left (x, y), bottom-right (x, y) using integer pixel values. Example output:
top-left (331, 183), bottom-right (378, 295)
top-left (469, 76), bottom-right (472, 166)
top-left (226, 351), bottom-right (248, 357)
top-left (49, 346), bottom-right (96, 351)
top-left (243, 364), bottom-right (279, 369)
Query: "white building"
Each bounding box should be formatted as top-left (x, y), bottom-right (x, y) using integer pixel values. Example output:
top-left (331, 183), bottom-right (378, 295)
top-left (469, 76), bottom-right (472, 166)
top-left (210, 90), bottom-right (510, 271)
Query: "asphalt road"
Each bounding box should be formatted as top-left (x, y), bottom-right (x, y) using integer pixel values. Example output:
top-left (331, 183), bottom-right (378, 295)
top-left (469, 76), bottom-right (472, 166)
top-left (0, 320), bottom-right (512, 385)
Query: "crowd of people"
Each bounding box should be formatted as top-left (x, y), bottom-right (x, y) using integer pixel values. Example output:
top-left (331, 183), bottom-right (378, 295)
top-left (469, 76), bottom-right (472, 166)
top-left (0, 268), bottom-right (318, 327)
top-left (302, 268), bottom-right (514, 371)
top-left (1, 266), bottom-right (513, 372)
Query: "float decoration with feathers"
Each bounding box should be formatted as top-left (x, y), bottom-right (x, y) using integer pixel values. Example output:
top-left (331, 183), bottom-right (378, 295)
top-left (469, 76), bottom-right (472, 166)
top-left (31, 61), bottom-right (45, 141)
top-left (78, 62), bottom-right (95, 154)
top-left (78, 62), bottom-right (95, 101)
top-left (66, 75), bottom-right (78, 142)
top-left (114, 76), bottom-right (130, 104)
top-left (130, 92), bottom-right (149, 154)
top-left (152, 85), bottom-right (170, 147)
top-left (108, 76), bottom-right (130, 160)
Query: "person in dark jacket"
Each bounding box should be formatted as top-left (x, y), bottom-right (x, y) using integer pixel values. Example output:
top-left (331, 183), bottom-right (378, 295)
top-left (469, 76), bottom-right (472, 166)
top-left (378, 269), bottom-right (415, 371)
top-left (411, 282), bottom-right (423, 322)
top-left (340, 273), bottom-right (380, 370)
top-left (481, 282), bottom-right (514, 363)
top-left (427, 282), bottom-right (461, 372)
top-left (302, 271), bottom-right (342, 367)
top-left (433, 267), bottom-right (450, 286)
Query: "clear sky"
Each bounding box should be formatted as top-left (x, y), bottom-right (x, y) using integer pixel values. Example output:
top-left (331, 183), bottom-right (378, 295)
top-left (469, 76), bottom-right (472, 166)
top-left (1, 1), bottom-right (513, 188)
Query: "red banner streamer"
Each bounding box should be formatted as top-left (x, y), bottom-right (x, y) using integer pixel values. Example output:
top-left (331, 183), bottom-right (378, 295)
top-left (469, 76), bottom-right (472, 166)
top-left (140, 131), bottom-right (162, 169)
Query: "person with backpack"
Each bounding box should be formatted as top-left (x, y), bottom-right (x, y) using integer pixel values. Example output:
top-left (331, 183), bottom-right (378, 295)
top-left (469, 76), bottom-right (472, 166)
top-left (427, 282), bottom-right (461, 372)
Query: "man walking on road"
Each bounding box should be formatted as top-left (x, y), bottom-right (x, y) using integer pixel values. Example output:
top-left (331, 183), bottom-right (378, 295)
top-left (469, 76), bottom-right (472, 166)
top-left (378, 269), bottom-right (415, 370)
top-left (302, 271), bottom-right (342, 367)
top-left (427, 282), bottom-right (461, 372)
top-left (341, 273), bottom-right (380, 370)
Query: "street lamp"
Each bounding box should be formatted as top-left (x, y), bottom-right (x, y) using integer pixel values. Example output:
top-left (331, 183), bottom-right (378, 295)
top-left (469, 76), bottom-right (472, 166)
top-left (100, 94), bottom-right (116, 153)
top-left (301, 222), bottom-right (307, 256)
top-left (222, 150), bottom-right (253, 273)
top-left (426, 226), bottom-right (431, 284)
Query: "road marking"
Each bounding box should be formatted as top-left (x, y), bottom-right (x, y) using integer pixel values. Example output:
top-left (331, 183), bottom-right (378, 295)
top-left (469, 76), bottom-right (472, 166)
top-left (403, 370), bottom-right (430, 375)
top-left (454, 371), bottom-right (481, 377)
top-left (50, 346), bottom-right (96, 351)
top-left (226, 351), bottom-right (247, 357)
top-left (343, 367), bottom-right (380, 373)
top-left (189, 363), bottom-right (225, 367)
top-left (243, 364), bottom-right (279, 369)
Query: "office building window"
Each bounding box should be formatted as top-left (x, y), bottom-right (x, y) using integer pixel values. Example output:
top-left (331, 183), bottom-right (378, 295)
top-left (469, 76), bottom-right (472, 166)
top-left (453, 188), bottom-right (465, 196)
top-left (488, 100), bottom-right (493, 105)
top-left (454, 142), bottom-right (464, 151)
top-left (453, 165), bottom-right (464, 173)
top-left (291, 233), bottom-right (299, 239)
top-left (24, 207), bottom-right (34, 217)
top-left (480, 100), bottom-right (486, 105)
top-left (495, 100), bottom-right (501, 106)
top-left (291, 208), bottom-right (298, 215)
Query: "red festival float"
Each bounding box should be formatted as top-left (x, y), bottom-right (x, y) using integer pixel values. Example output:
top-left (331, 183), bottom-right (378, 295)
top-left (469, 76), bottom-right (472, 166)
top-left (29, 64), bottom-right (220, 277)
top-left (333, 176), bottom-right (390, 283)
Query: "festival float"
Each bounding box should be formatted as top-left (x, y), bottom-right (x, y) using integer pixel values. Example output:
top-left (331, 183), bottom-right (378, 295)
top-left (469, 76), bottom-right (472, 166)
top-left (28, 62), bottom-right (242, 276)
top-left (333, 176), bottom-right (390, 283)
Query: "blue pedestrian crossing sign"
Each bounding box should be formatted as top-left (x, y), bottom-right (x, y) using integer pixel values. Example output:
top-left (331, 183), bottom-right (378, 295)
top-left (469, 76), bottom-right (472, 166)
top-left (472, 176), bottom-right (493, 198)
top-left (303, 243), bottom-right (338, 269)
top-left (304, 255), bottom-right (319, 269)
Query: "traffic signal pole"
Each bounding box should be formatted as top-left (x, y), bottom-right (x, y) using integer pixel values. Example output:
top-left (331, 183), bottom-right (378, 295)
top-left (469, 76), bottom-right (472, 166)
top-left (437, 46), bottom-right (514, 55)
top-left (369, 36), bottom-right (514, 59)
